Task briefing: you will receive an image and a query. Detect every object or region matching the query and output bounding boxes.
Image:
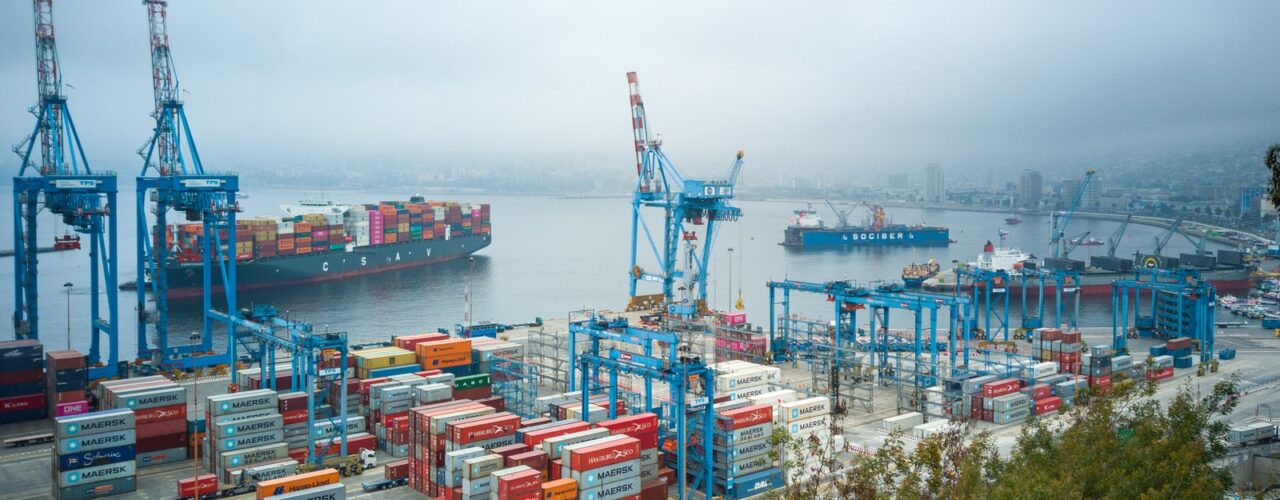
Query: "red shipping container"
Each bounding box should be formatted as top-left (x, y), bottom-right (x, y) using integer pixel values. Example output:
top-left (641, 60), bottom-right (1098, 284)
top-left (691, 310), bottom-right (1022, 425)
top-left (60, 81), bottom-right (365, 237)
top-left (507, 493), bottom-right (539, 500)
top-left (970, 403), bottom-right (983, 420)
top-left (641, 480), bottom-right (667, 500)
top-left (1041, 329), bottom-right (1062, 341)
top-left (476, 396), bottom-right (505, 412)
top-left (137, 418), bottom-right (186, 439)
top-left (384, 459), bottom-right (409, 480)
top-left (358, 377), bottom-right (392, 395)
top-left (491, 443), bottom-right (530, 459)
top-left (1033, 396), bottom-right (1062, 415)
top-left (982, 379), bottom-right (1020, 398)
top-left (1062, 331), bottom-right (1081, 344)
top-left (521, 420), bottom-right (590, 448)
top-left (520, 417), bottom-right (552, 428)
top-left (7, 369), bottom-right (42, 384)
top-left (568, 436), bottom-right (640, 471)
top-left (598, 413), bottom-right (659, 437)
top-left (716, 404), bottom-right (773, 431)
top-left (506, 449), bottom-right (548, 472)
top-left (1088, 375), bottom-right (1112, 394)
top-left (53, 390), bottom-right (84, 404)
top-left (178, 474), bottom-right (218, 499)
top-left (449, 413), bottom-right (519, 445)
top-left (1029, 384), bottom-right (1052, 400)
top-left (0, 394), bottom-right (44, 413)
top-left (282, 409), bottom-right (308, 426)
top-left (288, 447), bottom-right (308, 464)
top-left (1166, 337), bottom-right (1192, 350)
top-left (135, 404), bottom-right (186, 425)
top-left (496, 469), bottom-right (542, 498)
top-left (549, 458), bottom-right (563, 481)
top-left (137, 432), bottom-right (187, 452)
top-left (279, 392), bottom-right (308, 413)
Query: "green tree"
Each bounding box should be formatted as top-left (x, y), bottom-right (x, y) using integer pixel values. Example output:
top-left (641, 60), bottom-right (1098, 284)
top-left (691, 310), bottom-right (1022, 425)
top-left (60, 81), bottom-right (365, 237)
top-left (1267, 144), bottom-right (1280, 207)
top-left (769, 374), bottom-right (1240, 499)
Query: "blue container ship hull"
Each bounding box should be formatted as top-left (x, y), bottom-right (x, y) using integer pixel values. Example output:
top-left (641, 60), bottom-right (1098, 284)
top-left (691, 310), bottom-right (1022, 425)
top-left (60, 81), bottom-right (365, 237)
top-left (783, 226), bottom-right (950, 248)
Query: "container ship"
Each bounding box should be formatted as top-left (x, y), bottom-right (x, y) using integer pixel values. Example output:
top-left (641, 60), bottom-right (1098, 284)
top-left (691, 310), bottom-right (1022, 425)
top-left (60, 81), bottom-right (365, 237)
top-left (160, 196), bottom-right (491, 298)
top-left (782, 203), bottom-right (949, 248)
top-left (957, 241), bottom-right (1254, 296)
top-left (902, 259), bottom-right (940, 288)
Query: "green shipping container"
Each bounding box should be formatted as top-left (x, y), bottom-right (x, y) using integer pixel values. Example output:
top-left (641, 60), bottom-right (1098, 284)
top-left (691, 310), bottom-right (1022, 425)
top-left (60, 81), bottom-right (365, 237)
top-left (454, 374), bottom-right (491, 390)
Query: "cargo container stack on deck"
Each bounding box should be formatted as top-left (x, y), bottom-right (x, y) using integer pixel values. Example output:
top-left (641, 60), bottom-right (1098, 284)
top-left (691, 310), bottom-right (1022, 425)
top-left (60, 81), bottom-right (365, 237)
top-left (0, 340), bottom-right (48, 424)
top-left (206, 390), bottom-right (285, 483)
top-left (161, 199), bottom-right (492, 298)
top-left (53, 409), bottom-right (137, 499)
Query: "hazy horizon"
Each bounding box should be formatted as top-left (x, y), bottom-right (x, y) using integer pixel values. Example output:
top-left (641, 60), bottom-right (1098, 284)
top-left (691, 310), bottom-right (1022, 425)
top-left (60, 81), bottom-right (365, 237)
top-left (3, 1), bottom-right (1279, 181)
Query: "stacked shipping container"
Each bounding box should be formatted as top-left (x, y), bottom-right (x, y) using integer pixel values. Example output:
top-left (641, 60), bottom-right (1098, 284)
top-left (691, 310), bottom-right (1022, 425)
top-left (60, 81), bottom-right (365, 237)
top-left (97, 376), bottom-right (187, 467)
top-left (170, 200), bottom-right (491, 262)
top-left (46, 350), bottom-right (89, 418)
top-left (0, 339), bottom-right (47, 424)
top-left (53, 409), bottom-right (137, 499)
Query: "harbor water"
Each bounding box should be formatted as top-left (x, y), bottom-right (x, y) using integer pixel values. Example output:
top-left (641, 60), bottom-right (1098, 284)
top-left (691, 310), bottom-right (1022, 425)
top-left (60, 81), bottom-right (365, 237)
top-left (0, 188), bottom-right (1225, 359)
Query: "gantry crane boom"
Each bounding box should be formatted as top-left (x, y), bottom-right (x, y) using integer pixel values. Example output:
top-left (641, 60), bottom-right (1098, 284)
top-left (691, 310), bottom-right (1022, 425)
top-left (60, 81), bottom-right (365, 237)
top-left (1050, 168), bottom-right (1095, 259)
top-left (1107, 214), bottom-right (1132, 258)
top-left (136, 0), bottom-right (240, 370)
top-left (624, 72), bottom-right (742, 317)
top-left (13, 0), bottom-right (121, 379)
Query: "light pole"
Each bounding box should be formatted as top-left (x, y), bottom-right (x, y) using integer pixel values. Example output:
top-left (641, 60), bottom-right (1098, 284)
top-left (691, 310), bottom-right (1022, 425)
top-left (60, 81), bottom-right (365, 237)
top-left (727, 248), bottom-right (733, 313)
top-left (63, 282), bottom-right (73, 349)
top-left (467, 257), bottom-right (476, 328)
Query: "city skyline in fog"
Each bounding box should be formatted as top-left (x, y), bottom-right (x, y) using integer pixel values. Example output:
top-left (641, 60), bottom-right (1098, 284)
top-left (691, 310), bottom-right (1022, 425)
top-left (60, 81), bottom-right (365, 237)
top-left (2, 1), bottom-right (1279, 182)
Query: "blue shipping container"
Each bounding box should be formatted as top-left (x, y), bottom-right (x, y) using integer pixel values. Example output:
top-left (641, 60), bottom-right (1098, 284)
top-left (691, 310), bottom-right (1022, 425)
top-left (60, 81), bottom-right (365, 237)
top-left (727, 467), bottom-right (784, 499)
top-left (365, 365), bottom-right (420, 378)
top-left (1174, 356), bottom-right (1194, 369)
top-left (57, 445), bottom-right (136, 471)
top-left (440, 365), bottom-right (475, 377)
top-left (1149, 344), bottom-right (1166, 357)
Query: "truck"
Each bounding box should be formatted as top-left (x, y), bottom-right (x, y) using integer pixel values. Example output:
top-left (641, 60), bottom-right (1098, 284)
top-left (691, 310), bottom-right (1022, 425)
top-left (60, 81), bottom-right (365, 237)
top-left (361, 477), bottom-right (408, 492)
top-left (298, 448), bottom-right (377, 477)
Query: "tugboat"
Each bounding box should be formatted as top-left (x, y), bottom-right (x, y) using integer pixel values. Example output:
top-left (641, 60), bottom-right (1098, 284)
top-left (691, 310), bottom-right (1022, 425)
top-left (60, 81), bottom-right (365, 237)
top-left (53, 234), bottom-right (81, 250)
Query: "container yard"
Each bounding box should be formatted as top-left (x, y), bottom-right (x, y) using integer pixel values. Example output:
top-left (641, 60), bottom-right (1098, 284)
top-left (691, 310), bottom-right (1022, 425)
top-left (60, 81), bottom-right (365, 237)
top-left (4, 1), bottom-right (1280, 499)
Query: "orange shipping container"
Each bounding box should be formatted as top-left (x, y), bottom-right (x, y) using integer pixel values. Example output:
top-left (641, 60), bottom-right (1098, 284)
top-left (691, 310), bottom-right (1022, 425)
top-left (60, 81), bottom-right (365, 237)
top-left (419, 350), bottom-right (470, 370)
top-left (415, 338), bottom-right (471, 358)
top-left (295, 222), bottom-right (312, 233)
top-left (541, 478), bottom-right (577, 500)
top-left (255, 469), bottom-right (339, 499)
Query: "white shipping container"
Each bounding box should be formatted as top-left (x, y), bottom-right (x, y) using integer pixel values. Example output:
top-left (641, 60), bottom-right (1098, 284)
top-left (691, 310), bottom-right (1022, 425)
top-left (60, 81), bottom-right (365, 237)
top-left (881, 412), bottom-right (924, 432)
top-left (780, 396), bottom-right (831, 423)
top-left (1030, 362), bottom-right (1059, 379)
top-left (540, 428), bottom-right (611, 460)
top-left (715, 368), bottom-right (768, 392)
top-left (787, 414), bottom-right (830, 438)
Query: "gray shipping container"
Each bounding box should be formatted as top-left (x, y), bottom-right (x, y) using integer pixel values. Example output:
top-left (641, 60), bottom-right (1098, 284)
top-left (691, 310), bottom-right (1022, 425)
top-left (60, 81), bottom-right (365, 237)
top-left (582, 474), bottom-right (641, 500)
top-left (209, 390), bottom-right (280, 417)
top-left (213, 414), bottom-right (284, 439)
top-left (264, 482), bottom-right (346, 500)
top-left (219, 430), bottom-right (284, 451)
top-left (115, 387), bottom-right (186, 411)
top-left (58, 430), bottom-right (135, 455)
top-left (137, 446), bottom-right (186, 468)
top-left (55, 476), bottom-right (136, 500)
top-left (219, 442), bottom-right (290, 470)
top-left (214, 409), bottom-right (276, 425)
top-left (57, 460), bottom-right (135, 488)
top-left (312, 416), bottom-right (365, 439)
top-left (55, 409), bottom-right (135, 440)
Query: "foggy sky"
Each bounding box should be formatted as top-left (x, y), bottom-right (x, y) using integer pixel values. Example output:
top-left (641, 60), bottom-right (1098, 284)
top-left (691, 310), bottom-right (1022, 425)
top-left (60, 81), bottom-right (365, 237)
top-left (2, 1), bottom-right (1279, 180)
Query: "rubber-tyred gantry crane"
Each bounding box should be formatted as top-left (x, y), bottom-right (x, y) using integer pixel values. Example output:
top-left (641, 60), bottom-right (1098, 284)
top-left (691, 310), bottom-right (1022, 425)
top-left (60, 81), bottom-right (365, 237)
top-left (624, 72), bottom-right (743, 317)
top-left (135, 0), bottom-right (241, 370)
top-left (12, 0), bottom-right (121, 379)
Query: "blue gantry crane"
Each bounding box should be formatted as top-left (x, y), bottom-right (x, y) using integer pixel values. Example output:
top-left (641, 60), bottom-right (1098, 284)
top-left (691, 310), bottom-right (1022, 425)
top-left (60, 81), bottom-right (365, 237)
top-left (135, 0), bottom-right (241, 370)
top-left (568, 314), bottom-right (714, 500)
top-left (1112, 267), bottom-right (1216, 362)
top-left (624, 72), bottom-right (743, 317)
top-left (221, 305), bottom-right (353, 464)
top-left (12, 0), bottom-right (121, 379)
top-left (1018, 265), bottom-right (1081, 330)
top-left (954, 265), bottom-right (1012, 341)
top-left (1049, 168), bottom-right (1095, 259)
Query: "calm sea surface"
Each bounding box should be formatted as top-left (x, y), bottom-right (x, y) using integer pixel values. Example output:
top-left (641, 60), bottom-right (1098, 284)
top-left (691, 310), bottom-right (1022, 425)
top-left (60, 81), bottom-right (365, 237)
top-left (0, 189), bottom-right (1218, 359)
